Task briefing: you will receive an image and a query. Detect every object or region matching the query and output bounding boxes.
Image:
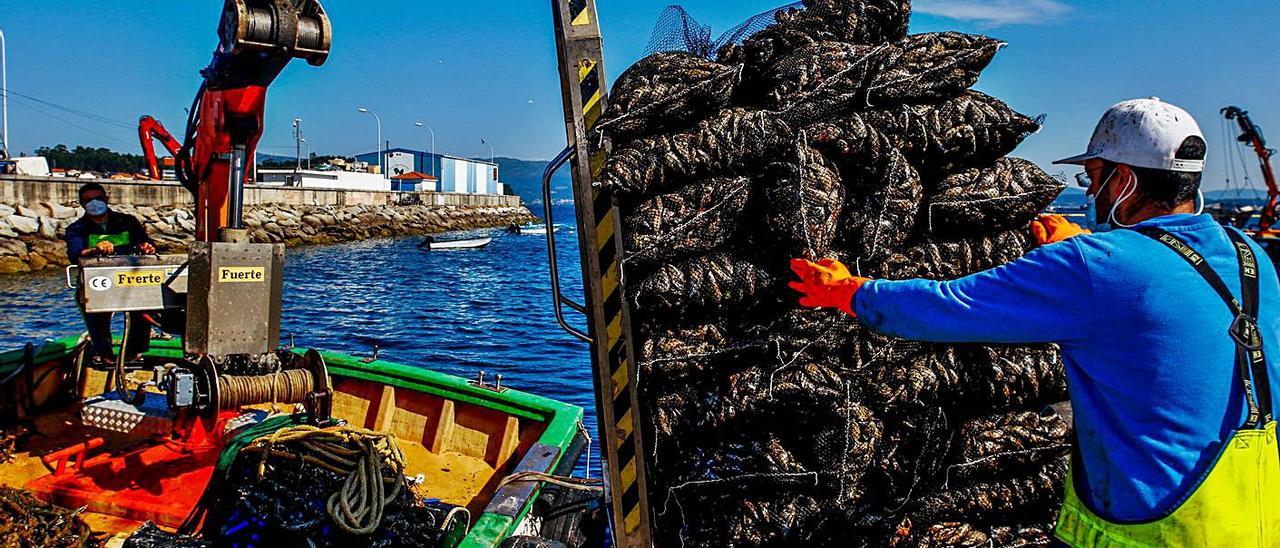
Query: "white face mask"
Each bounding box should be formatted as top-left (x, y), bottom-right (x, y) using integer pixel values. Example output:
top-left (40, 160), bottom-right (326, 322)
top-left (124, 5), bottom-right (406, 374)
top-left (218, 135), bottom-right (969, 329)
top-left (1107, 171), bottom-right (1141, 229)
top-left (1085, 168), bottom-right (1134, 229)
top-left (1090, 168), bottom-right (1206, 229)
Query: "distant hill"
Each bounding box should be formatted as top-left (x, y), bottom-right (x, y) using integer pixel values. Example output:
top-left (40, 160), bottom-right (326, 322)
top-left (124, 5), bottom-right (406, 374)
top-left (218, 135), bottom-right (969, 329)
top-left (489, 157), bottom-right (573, 203)
top-left (1052, 187), bottom-right (1273, 209)
top-left (257, 153), bottom-right (294, 164)
top-left (1205, 188), bottom-right (1269, 204)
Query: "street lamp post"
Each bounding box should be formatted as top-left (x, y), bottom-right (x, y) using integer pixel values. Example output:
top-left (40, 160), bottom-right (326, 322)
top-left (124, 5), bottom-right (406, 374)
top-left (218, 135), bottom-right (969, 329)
top-left (292, 118), bottom-right (303, 175)
top-left (1, 28), bottom-right (9, 159)
top-left (301, 138), bottom-right (311, 170)
top-left (356, 108), bottom-right (383, 179)
top-left (414, 121), bottom-right (436, 178)
top-left (481, 138), bottom-right (494, 164)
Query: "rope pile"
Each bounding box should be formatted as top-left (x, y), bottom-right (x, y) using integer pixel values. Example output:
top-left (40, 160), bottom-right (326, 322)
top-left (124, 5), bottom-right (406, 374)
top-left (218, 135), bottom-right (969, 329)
top-left (202, 421), bottom-right (469, 547)
top-left (242, 424), bottom-right (405, 535)
top-left (599, 1), bottom-right (1071, 545)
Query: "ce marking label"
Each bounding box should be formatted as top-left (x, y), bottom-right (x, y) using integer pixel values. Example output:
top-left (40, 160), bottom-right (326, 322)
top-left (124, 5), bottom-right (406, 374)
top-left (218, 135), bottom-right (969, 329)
top-left (88, 276), bottom-right (113, 292)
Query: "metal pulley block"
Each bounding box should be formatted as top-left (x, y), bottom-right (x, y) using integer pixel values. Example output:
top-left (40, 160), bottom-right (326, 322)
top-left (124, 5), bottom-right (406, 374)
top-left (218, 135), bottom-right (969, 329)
top-left (219, 0), bottom-right (331, 66)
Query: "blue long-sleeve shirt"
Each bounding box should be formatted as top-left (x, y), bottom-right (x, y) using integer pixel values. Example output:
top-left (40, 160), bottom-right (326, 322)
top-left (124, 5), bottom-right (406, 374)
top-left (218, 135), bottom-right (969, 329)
top-left (856, 213), bottom-right (1280, 522)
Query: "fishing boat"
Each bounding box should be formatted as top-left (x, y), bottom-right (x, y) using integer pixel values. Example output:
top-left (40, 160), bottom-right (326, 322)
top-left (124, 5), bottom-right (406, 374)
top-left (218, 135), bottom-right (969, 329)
top-left (424, 236), bottom-right (493, 250)
top-left (0, 336), bottom-right (591, 546)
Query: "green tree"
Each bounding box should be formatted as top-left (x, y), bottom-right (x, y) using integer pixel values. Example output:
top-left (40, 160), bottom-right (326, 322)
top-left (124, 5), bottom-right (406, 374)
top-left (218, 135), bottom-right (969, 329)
top-left (34, 144), bottom-right (146, 174)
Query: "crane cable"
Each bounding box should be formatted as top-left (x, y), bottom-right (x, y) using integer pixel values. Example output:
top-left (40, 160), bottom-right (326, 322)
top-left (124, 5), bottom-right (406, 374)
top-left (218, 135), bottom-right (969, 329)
top-left (113, 313), bottom-right (146, 406)
top-left (1221, 116), bottom-right (1242, 201)
top-left (175, 82), bottom-right (207, 196)
top-left (217, 368), bottom-right (314, 410)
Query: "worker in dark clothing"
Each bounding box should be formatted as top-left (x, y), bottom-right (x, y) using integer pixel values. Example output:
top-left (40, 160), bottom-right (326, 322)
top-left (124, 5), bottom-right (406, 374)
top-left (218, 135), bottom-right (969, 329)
top-left (65, 182), bottom-right (157, 363)
top-left (792, 98), bottom-right (1280, 546)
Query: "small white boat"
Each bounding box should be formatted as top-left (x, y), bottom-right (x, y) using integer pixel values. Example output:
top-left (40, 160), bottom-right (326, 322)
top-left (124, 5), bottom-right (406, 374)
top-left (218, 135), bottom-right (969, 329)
top-left (422, 236), bottom-right (492, 250)
top-left (516, 224), bottom-right (563, 235)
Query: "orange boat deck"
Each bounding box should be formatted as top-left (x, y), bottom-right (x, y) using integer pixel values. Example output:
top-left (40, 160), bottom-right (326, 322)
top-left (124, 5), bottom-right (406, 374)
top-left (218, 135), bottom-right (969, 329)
top-left (1, 363), bottom-right (548, 539)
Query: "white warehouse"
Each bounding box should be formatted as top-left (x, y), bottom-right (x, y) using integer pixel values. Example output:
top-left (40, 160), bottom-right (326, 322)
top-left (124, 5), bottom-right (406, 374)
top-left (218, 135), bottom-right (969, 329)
top-left (256, 169), bottom-right (391, 191)
top-left (356, 148), bottom-right (506, 195)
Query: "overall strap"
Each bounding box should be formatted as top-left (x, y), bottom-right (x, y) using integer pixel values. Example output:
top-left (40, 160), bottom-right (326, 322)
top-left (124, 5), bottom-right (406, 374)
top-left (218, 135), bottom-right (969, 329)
top-left (1137, 227), bottom-right (1273, 429)
top-left (1223, 229), bottom-right (1273, 427)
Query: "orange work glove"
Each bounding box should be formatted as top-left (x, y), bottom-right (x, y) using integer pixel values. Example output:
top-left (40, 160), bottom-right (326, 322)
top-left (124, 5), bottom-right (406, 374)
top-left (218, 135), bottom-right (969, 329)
top-left (788, 258), bottom-right (870, 316)
top-left (94, 240), bottom-right (115, 255)
top-left (1030, 214), bottom-right (1090, 246)
top-left (138, 242), bottom-right (156, 255)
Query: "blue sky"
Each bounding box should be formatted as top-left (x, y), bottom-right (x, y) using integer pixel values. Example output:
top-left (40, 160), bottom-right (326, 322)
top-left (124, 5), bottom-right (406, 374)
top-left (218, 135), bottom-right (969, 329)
top-left (2, 1), bottom-right (1277, 191)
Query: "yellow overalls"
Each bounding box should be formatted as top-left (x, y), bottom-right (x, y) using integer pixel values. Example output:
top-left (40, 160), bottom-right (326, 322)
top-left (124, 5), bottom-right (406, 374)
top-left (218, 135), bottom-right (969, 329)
top-left (1055, 227), bottom-right (1280, 547)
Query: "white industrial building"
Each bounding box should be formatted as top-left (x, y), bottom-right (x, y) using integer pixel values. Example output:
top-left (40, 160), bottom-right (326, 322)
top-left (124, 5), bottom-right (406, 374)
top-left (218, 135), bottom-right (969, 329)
top-left (257, 169), bottom-right (390, 191)
top-left (255, 148), bottom-right (506, 195)
top-left (358, 148), bottom-right (506, 195)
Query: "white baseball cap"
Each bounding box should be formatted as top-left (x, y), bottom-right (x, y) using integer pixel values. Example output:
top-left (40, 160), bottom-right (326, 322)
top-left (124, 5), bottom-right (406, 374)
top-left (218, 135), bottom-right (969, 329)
top-left (1055, 97), bottom-right (1205, 173)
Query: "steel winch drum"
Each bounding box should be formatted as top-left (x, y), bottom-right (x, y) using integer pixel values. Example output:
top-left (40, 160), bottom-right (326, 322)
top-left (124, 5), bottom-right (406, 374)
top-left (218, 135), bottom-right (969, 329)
top-left (220, 0), bottom-right (332, 66)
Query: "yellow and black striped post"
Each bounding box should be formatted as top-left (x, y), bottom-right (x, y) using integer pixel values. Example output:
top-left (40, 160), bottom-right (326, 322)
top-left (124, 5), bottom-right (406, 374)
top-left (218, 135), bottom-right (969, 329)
top-left (551, 0), bottom-right (653, 545)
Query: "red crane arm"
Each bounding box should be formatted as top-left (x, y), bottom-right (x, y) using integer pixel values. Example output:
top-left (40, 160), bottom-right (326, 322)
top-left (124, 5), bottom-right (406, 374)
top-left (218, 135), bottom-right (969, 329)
top-left (138, 115), bottom-right (182, 181)
top-left (175, 0), bottom-right (331, 242)
top-left (1224, 106), bottom-right (1280, 232)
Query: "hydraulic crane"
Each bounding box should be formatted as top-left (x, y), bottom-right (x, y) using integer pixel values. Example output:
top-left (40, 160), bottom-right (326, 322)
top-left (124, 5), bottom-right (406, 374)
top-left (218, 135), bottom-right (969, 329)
top-left (64, 2), bottom-right (335, 522)
top-left (1223, 106), bottom-right (1279, 234)
top-left (545, 0), bottom-right (655, 545)
top-left (1222, 106), bottom-right (1280, 264)
top-left (114, 0), bottom-right (332, 397)
top-left (137, 115), bottom-right (182, 180)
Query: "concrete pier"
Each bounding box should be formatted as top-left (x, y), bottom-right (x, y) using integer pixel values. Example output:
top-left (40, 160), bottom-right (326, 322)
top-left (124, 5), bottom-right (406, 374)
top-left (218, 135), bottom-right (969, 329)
top-left (0, 175), bottom-right (523, 208)
top-left (0, 176), bottom-right (536, 274)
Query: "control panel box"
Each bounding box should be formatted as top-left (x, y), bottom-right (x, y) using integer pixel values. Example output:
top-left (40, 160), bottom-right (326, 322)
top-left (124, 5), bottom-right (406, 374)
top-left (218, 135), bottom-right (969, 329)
top-left (73, 255), bottom-right (190, 313)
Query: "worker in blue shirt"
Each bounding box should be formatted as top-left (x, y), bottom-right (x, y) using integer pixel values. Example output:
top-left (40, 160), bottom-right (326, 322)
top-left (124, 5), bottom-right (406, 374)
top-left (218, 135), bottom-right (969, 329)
top-left (791, 98), bottom-right (1280, 546)
top-left (65, 182), bottom-right (157, 364)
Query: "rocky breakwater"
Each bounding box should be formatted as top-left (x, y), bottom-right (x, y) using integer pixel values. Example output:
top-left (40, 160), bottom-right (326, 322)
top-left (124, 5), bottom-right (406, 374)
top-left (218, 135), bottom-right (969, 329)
top-left (0, 201), bottom-right (537, 274)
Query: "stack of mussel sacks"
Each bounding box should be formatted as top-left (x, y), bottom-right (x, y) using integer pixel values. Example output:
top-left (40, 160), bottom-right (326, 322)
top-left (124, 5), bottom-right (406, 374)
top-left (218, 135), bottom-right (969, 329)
top-left (594, 0), bottom-right (1073, 545)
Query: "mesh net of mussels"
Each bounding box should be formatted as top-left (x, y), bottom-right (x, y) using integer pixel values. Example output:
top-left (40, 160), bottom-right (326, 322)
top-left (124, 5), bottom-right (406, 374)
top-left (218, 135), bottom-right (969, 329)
top-left (595, 1), bottom-right (1072, 546)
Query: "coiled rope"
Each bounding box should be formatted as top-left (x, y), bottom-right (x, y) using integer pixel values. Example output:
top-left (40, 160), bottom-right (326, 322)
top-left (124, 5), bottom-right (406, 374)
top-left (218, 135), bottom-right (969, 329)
top-left (240, 424), bottom-right (406, 535)
top-left (218, 368), bottom-right (315, 410)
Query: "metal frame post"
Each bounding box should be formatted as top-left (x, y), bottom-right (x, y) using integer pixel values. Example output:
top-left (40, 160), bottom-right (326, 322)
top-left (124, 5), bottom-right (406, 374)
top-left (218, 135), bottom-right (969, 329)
top-left (1, 29), bottom-right (8, 159)
top-left (551, 0), bottom-right (654, 545)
